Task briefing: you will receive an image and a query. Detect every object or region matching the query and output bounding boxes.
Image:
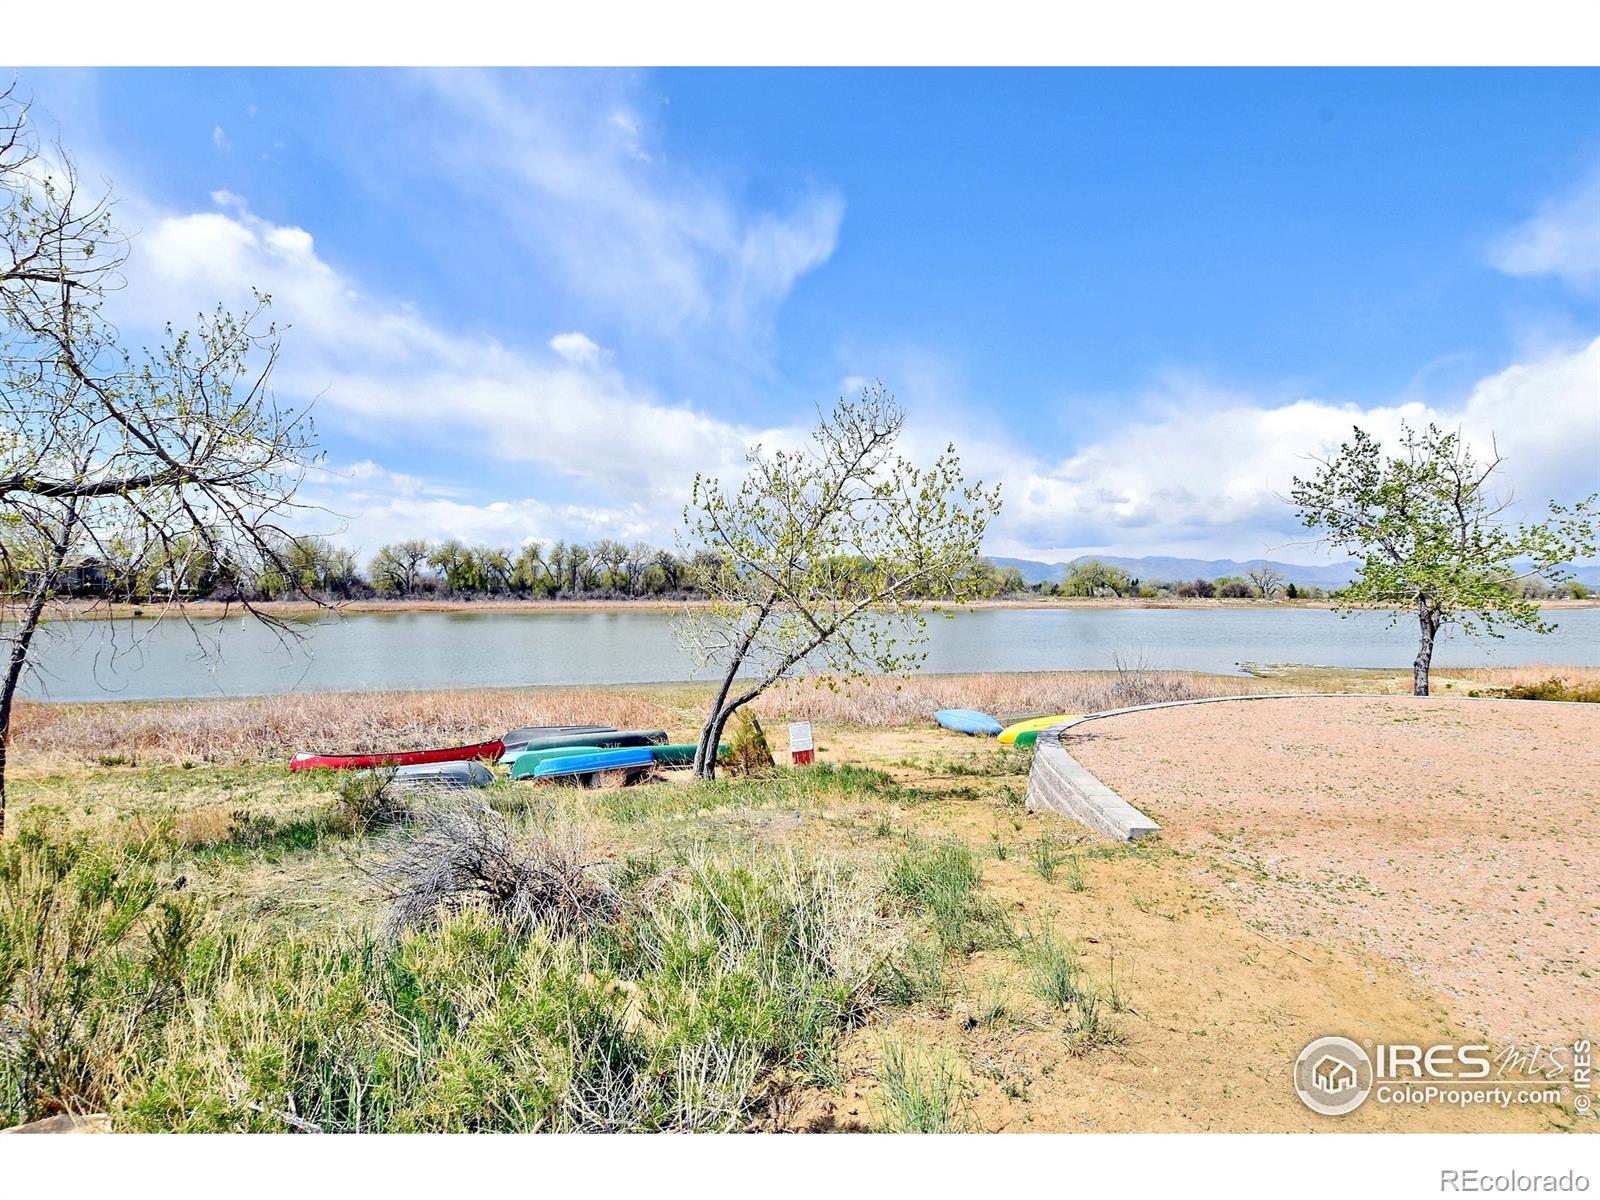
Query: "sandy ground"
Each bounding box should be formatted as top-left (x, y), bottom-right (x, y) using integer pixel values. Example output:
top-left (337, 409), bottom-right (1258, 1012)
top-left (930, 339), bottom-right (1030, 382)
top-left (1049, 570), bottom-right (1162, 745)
top-left (1066, 696), bottom-right (1600, 1048)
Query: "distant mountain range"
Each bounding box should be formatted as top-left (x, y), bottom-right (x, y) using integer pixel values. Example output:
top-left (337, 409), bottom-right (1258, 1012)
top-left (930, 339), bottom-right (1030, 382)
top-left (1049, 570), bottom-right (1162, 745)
top-left (988, 555), bottom-right (1600, 589)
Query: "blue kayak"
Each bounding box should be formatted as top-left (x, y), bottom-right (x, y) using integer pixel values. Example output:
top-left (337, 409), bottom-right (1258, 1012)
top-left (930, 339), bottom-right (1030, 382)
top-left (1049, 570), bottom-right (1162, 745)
top-left (933, 709), bottom-right (1004, 737)
top-left (519, 746), bottom-right (656, 781)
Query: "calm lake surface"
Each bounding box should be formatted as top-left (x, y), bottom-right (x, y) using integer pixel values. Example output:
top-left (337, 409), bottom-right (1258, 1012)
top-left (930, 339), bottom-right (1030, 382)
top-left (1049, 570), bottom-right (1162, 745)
top-left (17, 606), bottom-right (1600, 702)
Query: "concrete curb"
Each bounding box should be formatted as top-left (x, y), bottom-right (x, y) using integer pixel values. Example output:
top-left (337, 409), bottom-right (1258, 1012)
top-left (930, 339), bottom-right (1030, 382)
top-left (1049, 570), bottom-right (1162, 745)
top-left (1022, 690), bottom-right (1575, 841)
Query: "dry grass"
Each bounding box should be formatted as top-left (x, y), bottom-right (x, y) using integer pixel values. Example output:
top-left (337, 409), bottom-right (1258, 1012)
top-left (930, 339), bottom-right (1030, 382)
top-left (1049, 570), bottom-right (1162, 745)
top-left (756, 669), bottom-right (1268, 726)
top-left (10, 685), bottom-right (688, 770)
top-left (10, 669), bottom-right (1270, 769)
top-left (1434, 663), bottom-right (1600, 689)
top-left (19, 662), bottom-right (1580, 771)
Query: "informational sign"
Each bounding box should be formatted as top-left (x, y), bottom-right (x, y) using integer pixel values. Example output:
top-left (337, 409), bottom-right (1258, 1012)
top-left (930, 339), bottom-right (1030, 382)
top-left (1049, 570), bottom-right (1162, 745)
top-left (787, 720), bottom-right (815, 766)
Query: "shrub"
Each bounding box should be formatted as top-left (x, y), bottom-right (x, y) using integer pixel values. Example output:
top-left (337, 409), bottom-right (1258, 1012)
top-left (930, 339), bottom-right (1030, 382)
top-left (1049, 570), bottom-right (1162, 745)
top-left (367, 802), bottom-right (620, 941)
top-left (328, 767), bottom-right (409, 835)
top-left (0, 822), bottom-right (196, 1126)
top-left (1470, 678), bottom-right (1600, 703)
top-left (725, 710), bottom-right (775, 776)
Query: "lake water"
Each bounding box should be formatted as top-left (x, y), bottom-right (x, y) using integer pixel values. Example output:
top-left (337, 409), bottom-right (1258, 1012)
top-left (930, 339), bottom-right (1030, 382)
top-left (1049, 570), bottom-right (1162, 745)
top-left (16, 606), bottom-right (1599, 702)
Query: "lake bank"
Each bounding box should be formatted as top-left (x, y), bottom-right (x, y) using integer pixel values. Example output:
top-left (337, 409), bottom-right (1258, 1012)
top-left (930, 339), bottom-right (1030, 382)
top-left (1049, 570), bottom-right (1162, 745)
top-left (11, 664), bottom-right (1594, 771)
top-left (14, 603), bottom-right (1600, 702)
top-left (22, 594), bottom-right (1600, 621)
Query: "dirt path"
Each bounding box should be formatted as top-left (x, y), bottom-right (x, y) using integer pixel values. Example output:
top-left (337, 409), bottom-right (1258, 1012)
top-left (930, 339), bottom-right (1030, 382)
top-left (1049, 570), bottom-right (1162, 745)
top-left (1066, 696), bottom-right (1600, 1048)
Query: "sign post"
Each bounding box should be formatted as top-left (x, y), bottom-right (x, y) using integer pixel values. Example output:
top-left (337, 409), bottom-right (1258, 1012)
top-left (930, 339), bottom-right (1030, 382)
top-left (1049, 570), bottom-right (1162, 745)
top-left (787, 721), bottom-right (815, 766)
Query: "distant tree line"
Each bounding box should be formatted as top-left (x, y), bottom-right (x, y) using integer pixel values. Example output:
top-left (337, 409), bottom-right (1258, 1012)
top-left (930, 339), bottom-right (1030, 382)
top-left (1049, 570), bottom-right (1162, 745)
top-left (13, 538), bottom-right (1587, 606)
top-left (11, 535), bottom-right (1032, 604)
top-left (1025, 559), bottom-right (1590, 602)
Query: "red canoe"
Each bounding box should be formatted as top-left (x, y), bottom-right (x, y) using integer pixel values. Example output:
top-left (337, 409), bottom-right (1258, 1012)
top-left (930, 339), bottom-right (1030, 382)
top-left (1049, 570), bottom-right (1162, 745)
top-left (289, 738), bottom-right (505, 772)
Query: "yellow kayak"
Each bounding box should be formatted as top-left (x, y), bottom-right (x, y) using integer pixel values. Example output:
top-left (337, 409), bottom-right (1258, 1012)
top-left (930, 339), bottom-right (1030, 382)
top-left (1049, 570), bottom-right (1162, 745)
top-left (998, 714), bottom-right (1081, 746)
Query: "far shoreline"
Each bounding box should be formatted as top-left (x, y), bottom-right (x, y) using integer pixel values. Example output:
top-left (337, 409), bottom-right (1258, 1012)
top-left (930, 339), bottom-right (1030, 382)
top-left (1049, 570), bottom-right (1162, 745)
top-left (19, 594), bottom-right (1600, 622)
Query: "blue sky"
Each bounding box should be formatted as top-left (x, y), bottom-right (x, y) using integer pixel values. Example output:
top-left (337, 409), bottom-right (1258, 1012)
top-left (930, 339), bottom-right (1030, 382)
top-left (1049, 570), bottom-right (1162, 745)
top-left (14, 68), bottom-right (1600, 561)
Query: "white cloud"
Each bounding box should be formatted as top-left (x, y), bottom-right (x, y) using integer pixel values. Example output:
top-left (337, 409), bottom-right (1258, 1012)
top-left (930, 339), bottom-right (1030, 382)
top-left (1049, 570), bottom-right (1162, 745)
top-left (113, 192), bottom-right (787, 547)
top-left (982, 338), bottom-right (1600, 561)
top-left (211, 125), bottom-right (229, 150)
top-left (299, 460), bottom-right (663, 554)
top-left (1490, 168), bottom-right (1600, 291)
top-left (417, 71), bottom-right (843, 341)
top-left (548, 331), bottom-right (603, 365)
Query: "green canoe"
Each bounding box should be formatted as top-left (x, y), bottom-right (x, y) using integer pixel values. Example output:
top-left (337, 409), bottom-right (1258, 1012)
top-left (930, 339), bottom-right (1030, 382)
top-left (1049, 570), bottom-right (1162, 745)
top-left (652, 743), bottom-right (729, 768)
top-left (509, 745), bottom-right (611, 779)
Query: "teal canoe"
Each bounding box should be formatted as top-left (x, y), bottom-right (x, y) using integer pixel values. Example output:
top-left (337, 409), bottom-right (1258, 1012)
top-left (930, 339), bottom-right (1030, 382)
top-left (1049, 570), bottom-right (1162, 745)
top-left (497, 729), bottom-right (668, 765)
top-left (508, 746), bottom-right (602, 777)
top-left (652, 743), bottom-right (729, 768)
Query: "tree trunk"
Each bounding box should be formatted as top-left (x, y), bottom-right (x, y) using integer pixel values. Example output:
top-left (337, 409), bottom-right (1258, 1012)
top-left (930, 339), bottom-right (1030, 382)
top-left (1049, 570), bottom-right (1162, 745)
top-left (0, 582), bottom-right (55, 836)
top-left (694, 705), bottom-right (739, 781)
top-left (0, 505), bottom-right (76, 835)
top-left (1413, 600), bottom-right (1439, 697)
top-left (693, 658), bottom-right (743, 779)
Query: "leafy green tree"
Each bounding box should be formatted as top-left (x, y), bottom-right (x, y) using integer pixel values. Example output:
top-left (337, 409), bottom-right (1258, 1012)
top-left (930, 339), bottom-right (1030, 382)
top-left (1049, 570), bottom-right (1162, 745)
top-left (545, 541), bottom-right (568, 593)
top-left (1291, 423), bottom-right (1596, 695)
top-left (1062, 559), bottom-right (1131, 597)
top-left (652, 548), bottom-right (682, 593)
top-left (368, 539), bottom-right (432, 595)
top-left (511, 542), bottom-right (547, 593)
top-left (568, 544), bottom-right (597, 591)
top-left (674, 385), bottom-right (1002, 778)
top-left (0, 87), bottom-right (319, 829)
top-left (593, 539), bottom-right (628, 591)
top-left (427, 539), bottom-right (481, 594)
top-left (478, 547), bottom-right (514, 594)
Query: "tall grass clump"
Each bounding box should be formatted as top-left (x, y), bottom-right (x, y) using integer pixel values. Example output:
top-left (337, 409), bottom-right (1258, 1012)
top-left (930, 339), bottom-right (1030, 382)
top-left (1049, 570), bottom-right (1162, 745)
top-left (1021, 924), bottom-right (1083, 1011)
top-left (876, 1036), bottom-right (967, 1133)
top-left (888, 839), bottom-right (1011, 954)
top-left (0, 820), bottom-right (196, 1126)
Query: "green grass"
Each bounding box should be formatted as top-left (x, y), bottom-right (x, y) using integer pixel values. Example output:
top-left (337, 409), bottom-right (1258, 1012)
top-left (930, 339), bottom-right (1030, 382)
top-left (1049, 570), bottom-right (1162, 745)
top-left (594, 762), bottom-right (913, 824)
top-left (189, 811), bottom-right (334, 864)
top-left (1021, 924), bottom-right (1083, 1010)
top-left (1031, 833), bottom-right (1063, 881)
top-left (876, 1037), bottom-right (967, 1133)
top-left (2, 744), bottom-right (1128, 1132)
top-left (888, 838), bottom-right (1012, 954)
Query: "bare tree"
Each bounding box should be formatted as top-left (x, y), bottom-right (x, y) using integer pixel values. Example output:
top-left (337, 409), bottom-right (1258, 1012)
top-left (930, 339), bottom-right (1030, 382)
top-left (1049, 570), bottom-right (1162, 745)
top-left (674, 385), bottom-right (1002, 778)
top-left (1246, 564), bottom-right (1284, 598)
top-left (0, 86), bottom-right (320, 829)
